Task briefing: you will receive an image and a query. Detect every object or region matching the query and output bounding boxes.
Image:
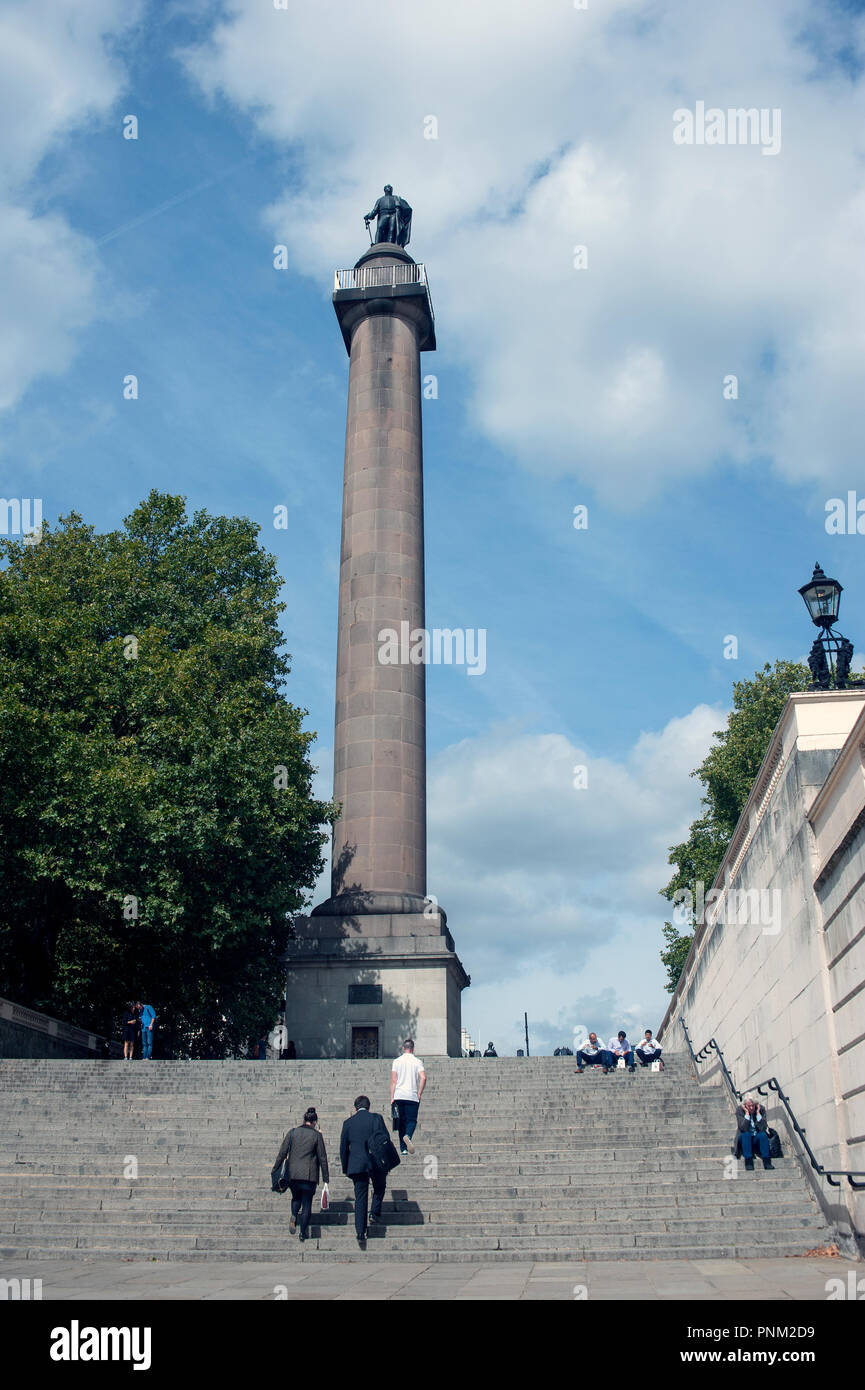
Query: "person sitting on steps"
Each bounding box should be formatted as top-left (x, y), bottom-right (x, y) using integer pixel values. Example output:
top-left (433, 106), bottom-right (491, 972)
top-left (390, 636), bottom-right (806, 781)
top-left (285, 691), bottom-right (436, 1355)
top-left (575, 1032), bottom-right (612, 1074)
top-left (635, 1030), bottom-right (663, 1069)
top-left (735, 1093), bottom-right (775, 1171)
top-left (609, 1031), bottom-right (636, 1072)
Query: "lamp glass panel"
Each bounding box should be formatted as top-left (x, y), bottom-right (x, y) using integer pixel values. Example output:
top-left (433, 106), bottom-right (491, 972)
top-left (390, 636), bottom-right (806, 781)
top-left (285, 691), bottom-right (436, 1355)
top-left (803, 580), bottom-right (840, 622)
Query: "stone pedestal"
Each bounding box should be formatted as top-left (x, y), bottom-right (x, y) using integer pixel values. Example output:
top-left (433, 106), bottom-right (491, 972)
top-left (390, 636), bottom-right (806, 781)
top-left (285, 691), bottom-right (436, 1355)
top-left (283, 240), bottom-right (469, 1058)
top-left (285, 911), bottom-right (468, 1059)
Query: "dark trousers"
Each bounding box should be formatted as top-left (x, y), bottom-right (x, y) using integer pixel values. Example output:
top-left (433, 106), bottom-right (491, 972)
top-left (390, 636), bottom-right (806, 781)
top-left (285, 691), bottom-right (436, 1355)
top-left (577, 1050), bottom-right (611, 1068)
top-left (741, 1130), bottom-right (770, 1161)
top-left (395, 1099), bottom-right (419, 1147)
top-left (612, 1050), bottom-right (635, 1069)
top-left (636, 1047), bottom-right (661, 1066)
top-left (352, 1171), bottom-right (387, 1238)
top-left (288, 1179), bottom-right (316, 1236)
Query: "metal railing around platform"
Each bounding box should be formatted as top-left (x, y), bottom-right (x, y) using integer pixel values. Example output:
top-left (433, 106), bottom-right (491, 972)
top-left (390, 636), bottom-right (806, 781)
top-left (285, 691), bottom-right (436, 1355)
top-left (681, 1018), bottom-right (865, 1191)
top-left (334, 262), bottom-right (433, 313)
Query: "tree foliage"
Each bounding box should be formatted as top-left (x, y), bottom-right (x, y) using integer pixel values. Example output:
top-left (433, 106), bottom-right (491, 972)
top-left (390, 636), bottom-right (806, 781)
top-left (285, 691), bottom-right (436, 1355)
top-left (659, 660), bottom-right (811, 992)
top-left (659, 920), bottom-right (695, 995)
top-left (0, 492), bottom-right (335, 1056)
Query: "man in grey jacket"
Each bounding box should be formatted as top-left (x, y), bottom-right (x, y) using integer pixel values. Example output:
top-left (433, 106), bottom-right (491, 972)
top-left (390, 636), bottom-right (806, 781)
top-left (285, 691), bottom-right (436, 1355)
top-left (271, 1107), bottom-right (330, 1242)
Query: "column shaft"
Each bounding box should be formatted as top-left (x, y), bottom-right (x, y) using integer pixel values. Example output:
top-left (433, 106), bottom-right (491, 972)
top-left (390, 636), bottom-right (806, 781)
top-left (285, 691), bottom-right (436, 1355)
top-left (331, 303), bottom-right (426, 903)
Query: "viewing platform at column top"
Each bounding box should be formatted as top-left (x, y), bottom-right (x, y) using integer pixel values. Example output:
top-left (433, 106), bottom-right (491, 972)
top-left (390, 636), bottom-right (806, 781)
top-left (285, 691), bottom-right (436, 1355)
top-left (332, 243), bottom-right (436, 353)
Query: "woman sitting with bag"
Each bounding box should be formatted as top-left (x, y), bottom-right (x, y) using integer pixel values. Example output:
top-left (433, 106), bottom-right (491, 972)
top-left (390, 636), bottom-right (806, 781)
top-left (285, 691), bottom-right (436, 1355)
top-left (734, 1093), bottom-right (775, 1172)
top-left (270, 1106), bottom-right (330, 1243)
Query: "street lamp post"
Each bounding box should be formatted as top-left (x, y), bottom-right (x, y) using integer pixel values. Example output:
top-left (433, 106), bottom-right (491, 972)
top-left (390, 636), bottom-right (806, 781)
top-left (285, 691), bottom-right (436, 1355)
top-left (798, 563), bottom-right (859, 690)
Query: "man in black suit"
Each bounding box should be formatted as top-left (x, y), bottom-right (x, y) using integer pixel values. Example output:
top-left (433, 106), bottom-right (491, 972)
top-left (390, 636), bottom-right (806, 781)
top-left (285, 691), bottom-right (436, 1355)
top-left (340, 1095), bottom-right (391, 1247)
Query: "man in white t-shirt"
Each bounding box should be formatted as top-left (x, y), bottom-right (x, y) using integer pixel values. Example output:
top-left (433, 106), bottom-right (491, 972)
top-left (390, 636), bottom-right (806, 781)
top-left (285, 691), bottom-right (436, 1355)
top-left (390, 1038), bottom-right (426, 1156)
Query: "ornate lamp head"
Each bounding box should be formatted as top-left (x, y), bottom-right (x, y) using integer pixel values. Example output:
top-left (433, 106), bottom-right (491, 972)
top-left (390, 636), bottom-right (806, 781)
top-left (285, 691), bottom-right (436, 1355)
top-left (798, 563), bottom-right (842, 629)
top-left (798, 563), bottom-right (860, 691)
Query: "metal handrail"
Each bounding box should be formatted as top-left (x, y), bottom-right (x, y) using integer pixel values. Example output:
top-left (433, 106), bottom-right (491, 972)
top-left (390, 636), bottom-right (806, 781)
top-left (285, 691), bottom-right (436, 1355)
top-left (680, 1016), bottom-right (700, 1071)
top-left (683, 1019), bottom-right (865, 1191)
top-left (692, 1034), bottom-right (742, 1109)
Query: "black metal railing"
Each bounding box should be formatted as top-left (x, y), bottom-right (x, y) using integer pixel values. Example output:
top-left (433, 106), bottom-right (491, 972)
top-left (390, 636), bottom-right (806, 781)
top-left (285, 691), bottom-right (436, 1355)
top-left (680, 1016), bottom-right (699, 1070)
top-left (681, 1019), bottom-right (865, 1191)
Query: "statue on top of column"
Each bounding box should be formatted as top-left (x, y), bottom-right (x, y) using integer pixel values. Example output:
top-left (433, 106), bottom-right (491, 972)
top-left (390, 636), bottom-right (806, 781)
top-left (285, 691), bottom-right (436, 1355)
top-left (364, 185), bottom-right (412, 248)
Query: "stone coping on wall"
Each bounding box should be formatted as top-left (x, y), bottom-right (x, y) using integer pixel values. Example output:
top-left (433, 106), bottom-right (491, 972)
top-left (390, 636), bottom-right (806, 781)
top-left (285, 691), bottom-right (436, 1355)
top-left (0, 994), bottom-right (101, 1053)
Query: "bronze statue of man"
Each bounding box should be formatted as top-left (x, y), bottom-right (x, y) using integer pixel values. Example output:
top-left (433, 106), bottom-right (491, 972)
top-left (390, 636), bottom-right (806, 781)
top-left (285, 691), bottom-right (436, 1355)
top-left (365, 185), bottom-right (412, 248)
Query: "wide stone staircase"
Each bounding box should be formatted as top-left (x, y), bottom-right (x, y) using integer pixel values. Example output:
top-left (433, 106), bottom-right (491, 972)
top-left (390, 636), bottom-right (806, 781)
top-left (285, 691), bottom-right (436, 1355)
top-left (0, 1055), bottom-right (829, 1262)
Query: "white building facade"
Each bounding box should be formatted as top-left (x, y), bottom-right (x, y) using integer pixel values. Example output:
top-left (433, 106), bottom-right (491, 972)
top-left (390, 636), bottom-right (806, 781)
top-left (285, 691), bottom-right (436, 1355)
top-left (660, 690), bottom-right (865, 1255)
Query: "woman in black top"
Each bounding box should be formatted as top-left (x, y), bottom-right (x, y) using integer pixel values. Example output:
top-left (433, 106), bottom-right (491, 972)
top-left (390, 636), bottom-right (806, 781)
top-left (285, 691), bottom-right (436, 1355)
top-left (271, 1107), bottom-right (330, 1242)
top-left (121, 1003), bottom-right (140, 1061)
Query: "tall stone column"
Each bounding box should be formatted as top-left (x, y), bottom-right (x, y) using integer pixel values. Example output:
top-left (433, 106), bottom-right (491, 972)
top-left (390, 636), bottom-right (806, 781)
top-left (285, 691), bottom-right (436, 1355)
top-left (284, 239), bottom-right (469, 1058)
top-left (324, 242), bottom-right (429, 915)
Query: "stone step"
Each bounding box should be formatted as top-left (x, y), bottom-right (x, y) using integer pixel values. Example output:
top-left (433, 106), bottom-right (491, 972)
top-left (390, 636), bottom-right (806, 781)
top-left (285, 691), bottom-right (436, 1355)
top-left (7, 1226), bottom-right (820, 1253)
top-left (0, 1242), bottom-right (823, 1264)
top-left (0, 1216), bottom-right (822, 1241)
top-left (0, 1221), bottom-right (825, 1253)
top-left (0, 1139), bottom-right (742, 1160)
top-left (0, 1162), bottom-right (777, 1181)
top-left (0, 1060), bottom-right (685, 1069)
top-left (0, 1186), bottom-right (815, 1209)
top-left (0, 1171), bottom-right (808, 1193)
top-left (0, 1197), bottom-right (818, 1224)
top-left (0, 1094), bottom-right (700, 1107)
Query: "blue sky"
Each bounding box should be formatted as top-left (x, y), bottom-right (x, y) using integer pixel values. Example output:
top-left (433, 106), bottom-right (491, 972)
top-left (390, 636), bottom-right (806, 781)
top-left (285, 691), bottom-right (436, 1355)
top-left (3, 0), bottom-right (865, 1052)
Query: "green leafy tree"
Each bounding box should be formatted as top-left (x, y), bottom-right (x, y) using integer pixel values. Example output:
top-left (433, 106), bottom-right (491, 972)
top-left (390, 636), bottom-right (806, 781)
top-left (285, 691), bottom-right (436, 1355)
top-left (660, 660), bottom-right (811, 991)
top-left (660, 921), bottom-right (694, 995)
top-left (0, 492), bottom-right (335, 1056)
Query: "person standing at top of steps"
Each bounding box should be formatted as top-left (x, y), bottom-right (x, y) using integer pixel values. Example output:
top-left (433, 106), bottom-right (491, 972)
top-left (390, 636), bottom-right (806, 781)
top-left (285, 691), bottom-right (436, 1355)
top-left (271, 1106), bottom-right (330, 1242)
top-left (137, 1002), bottom-right (156, 1060)
top-left (340, 1096), bottom-right (397, 1248)
top-left (390, 1038), bottom-right (426, 1155)
top-left (121, 1002), bottom-right (140, 1061)
top-left (735, 1094), bottom-right (775, 1173)
top-left (636, 1031), bottom-right (663, 1069)
top-left (575, 1032), bottom-right (612, 1074)
top-left (609, 1031), bottom-right (636, 1072)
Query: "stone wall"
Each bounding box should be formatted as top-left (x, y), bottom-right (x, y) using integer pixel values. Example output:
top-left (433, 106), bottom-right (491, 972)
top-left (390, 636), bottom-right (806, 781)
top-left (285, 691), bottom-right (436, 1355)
top-left (660, 692), bottom-right (865, 1255)
top-left (0, 996), bottom-right (107, 1059)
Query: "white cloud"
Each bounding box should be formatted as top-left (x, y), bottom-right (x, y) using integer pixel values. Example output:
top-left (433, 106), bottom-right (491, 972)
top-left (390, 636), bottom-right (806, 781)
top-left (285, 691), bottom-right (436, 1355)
top-left (0, 207), bottom-right (100, 411)
top-left (180, 0), bottom-right (865, 504)
top-left (427, 704), bottom-right (725, 1049)
top-left (305, 704), bottom-right (723, 1050)
top-left (0, 0), bottom-right (141, 412)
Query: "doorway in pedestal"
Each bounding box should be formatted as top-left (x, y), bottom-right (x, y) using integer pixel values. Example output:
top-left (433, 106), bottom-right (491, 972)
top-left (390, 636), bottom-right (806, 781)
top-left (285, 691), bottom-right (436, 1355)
top-left (351, 1027), bottom-right (379, 1059)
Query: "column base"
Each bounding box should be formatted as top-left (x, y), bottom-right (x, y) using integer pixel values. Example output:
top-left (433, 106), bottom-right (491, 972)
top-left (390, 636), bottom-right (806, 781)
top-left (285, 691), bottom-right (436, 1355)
top-left (312, 891), bottom-right (442, 922)
top-left (283, 912), bottom-right (469, 1059)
